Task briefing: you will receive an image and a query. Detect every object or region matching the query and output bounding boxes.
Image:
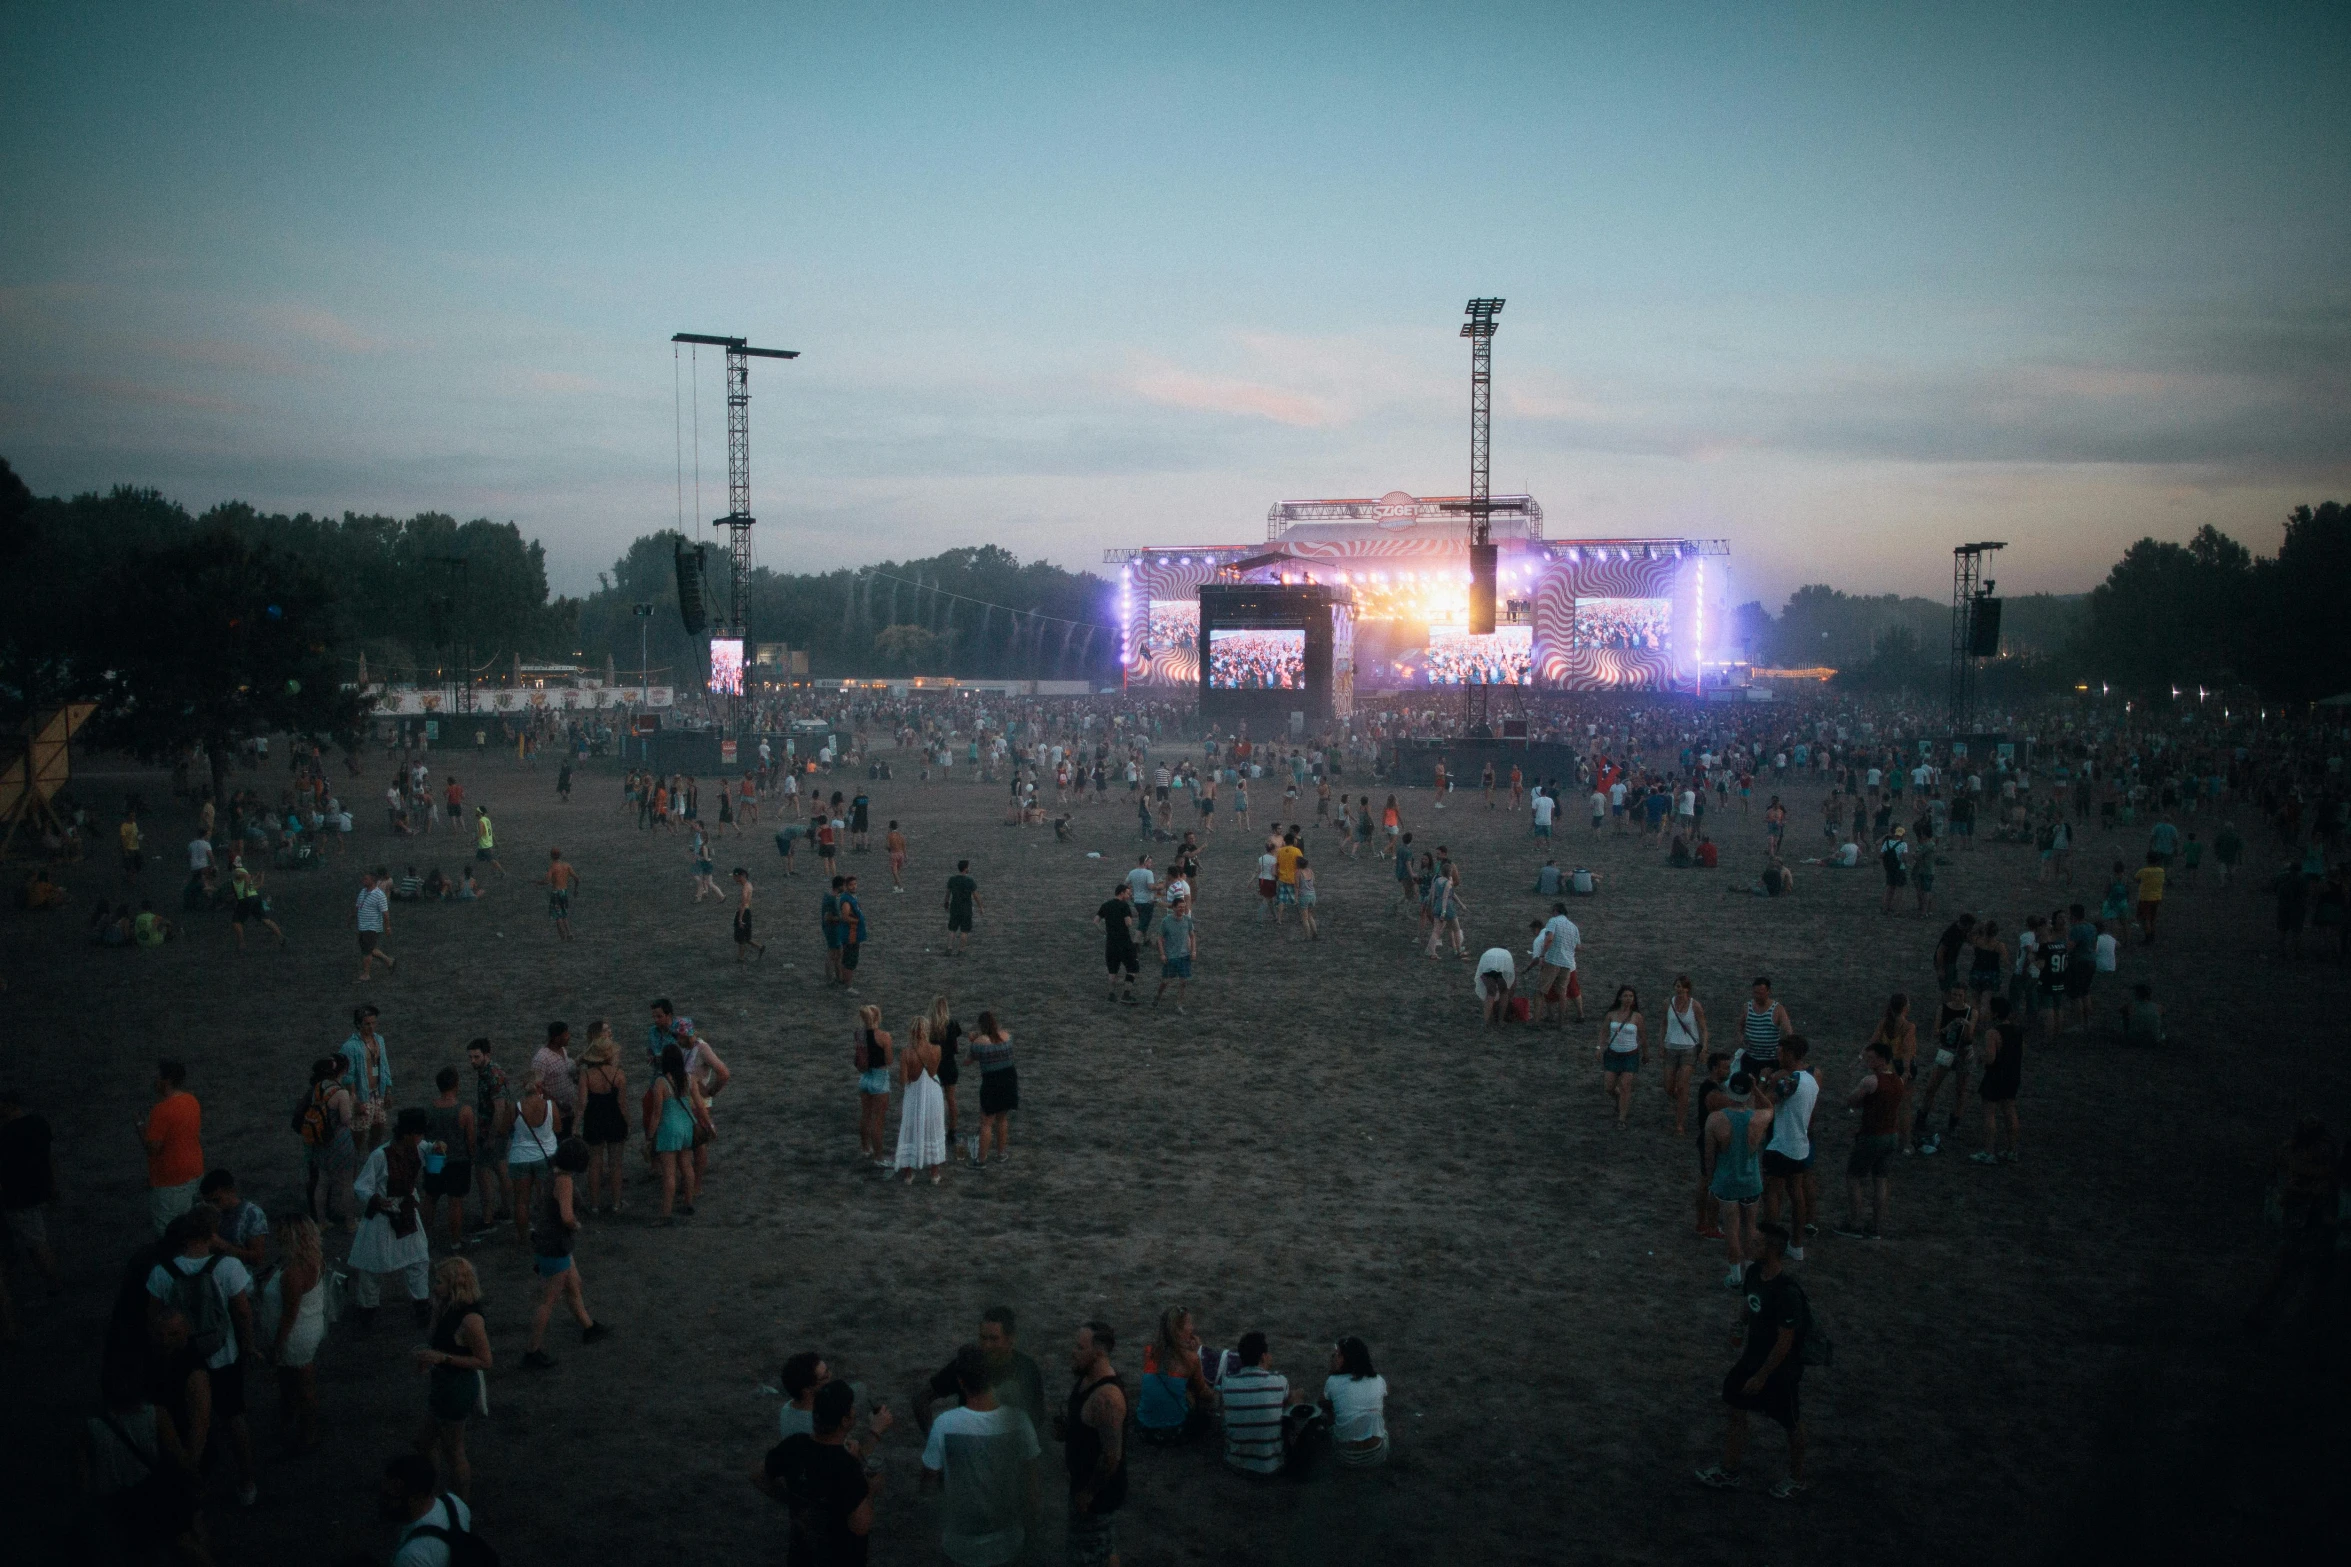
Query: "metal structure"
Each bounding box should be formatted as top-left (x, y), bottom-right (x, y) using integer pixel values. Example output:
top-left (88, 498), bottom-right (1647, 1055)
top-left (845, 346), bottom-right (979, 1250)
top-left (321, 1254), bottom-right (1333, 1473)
top-left (1441, 298), bottom-right (1505, 731)
top-left (672, 333), bottom-right (799, 637)
top-left (1949, 541), bottom-right (2006, 734)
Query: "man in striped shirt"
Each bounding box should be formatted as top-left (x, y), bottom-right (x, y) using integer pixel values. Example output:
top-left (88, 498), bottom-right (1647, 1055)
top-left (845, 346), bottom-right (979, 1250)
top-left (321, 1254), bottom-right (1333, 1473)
top-left (1221, 1331), bottom-right (1306, 1476)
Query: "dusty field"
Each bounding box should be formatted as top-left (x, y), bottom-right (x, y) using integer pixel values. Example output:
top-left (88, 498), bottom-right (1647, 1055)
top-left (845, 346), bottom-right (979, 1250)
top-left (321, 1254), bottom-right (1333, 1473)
top-left (2, 742), bottom-right (2345, 1565)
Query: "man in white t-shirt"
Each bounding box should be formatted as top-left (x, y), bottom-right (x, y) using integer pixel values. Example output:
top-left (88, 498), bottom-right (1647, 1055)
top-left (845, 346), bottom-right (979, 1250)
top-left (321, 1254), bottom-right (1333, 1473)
top-left (1528, 904), bottom-right (1584, 1024)
top-left (148, 1203), bottom-right (260, 1503)
top-left (1126, 855), bottom-right (1157, 938)
top-left (1588, 787), bottom-right (1607, 832)
top-left (384, 1453), bottom-right (476, 1567)
top-left (1531, 791), bottom-right (1556, 837)
top-left (1760, 1036), bottom-right (1819, 1260)
top-left (356, 870), bottom-right (395, 981)
top-left (922, 1346), bottom-right (1041, 1567)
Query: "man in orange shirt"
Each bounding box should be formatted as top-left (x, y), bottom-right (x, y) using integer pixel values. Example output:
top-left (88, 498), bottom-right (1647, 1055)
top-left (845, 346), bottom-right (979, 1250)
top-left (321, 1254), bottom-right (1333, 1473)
top-left (138, 1059), bottom-right (204, 1235)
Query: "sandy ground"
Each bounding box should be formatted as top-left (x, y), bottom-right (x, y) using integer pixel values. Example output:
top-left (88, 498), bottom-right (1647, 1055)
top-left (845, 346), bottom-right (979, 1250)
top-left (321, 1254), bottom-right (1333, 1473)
top-left (2, 743), bottom-right (2345, 1565)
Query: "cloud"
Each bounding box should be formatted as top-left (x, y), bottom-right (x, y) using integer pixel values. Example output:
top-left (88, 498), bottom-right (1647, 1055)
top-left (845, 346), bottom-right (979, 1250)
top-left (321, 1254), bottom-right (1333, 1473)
top-left (251, 303), bottom-right (387, 354)
top-left (1126, 363), bottom-right (1337, 426)
top-left (59, 376), bottom-right (247, 415)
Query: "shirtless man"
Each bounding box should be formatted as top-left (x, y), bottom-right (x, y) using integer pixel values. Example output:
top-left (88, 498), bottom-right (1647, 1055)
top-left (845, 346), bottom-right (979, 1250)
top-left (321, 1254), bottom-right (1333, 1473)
top-left (542, 848), bottom-right (581, 941)
top-left (886, 821), bottom-right (908, 892)
top-left (732, 867), bottom-right (766, 961)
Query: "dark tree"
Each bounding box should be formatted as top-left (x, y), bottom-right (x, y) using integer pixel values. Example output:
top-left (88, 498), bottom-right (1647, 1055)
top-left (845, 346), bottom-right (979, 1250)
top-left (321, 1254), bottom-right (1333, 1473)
top-left (87, 528), bottom-right (364, 805)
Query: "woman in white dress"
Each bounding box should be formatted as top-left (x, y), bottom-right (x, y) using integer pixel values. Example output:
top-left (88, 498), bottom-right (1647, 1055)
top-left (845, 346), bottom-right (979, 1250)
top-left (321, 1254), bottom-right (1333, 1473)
top-left (894, 1016), bottom-right (948, 1184)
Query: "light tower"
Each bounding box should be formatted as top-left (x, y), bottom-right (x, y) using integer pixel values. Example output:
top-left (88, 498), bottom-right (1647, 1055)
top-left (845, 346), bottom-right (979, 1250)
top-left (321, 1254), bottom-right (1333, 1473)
top-left (672, 332), bottom-right (799, 638)
top-left (1461, 297), bottom-right (1504, 637)
top-left (1949, 541), bottom-right (2006, 735)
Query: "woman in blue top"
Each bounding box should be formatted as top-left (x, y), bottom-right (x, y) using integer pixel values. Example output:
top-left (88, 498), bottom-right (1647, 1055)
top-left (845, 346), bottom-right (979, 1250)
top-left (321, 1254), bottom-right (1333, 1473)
top-left (1706, 1075), bottom-right (1774, 1291)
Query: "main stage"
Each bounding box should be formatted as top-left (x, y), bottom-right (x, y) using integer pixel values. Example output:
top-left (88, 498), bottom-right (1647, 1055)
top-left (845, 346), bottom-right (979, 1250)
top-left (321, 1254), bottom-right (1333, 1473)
top-left (1113, 491), bottom-right (1727, 696)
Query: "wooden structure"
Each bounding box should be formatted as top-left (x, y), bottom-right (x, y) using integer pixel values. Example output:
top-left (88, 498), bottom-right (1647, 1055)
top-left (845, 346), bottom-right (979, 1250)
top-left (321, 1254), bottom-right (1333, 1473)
top-left (0, 703), bottom-right (96, 858)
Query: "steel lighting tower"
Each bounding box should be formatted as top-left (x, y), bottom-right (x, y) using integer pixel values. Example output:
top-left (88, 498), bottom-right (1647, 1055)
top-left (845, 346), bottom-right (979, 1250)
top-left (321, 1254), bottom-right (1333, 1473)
top-left (672, 332), bottom-right (799, 638)
top-left (1461, 298), bottom-right (1504, 636)
top-left (1949, 541), bottom-right (2006, 735)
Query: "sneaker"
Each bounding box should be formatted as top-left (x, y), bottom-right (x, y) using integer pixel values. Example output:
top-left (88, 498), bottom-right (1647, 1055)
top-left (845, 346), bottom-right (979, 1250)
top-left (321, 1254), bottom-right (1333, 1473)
top-left (1969, 1150), bottom-right (1999, 1165)
top-left (1722, 1266), bottom-right (1743, 1289)
top-left (1803, 1223), bottom-right (1820, 1237)
top-left (1919, 1136), bottom-right (1941, 1156)
top-left (1769, 1478), bottom-right (1812, 1501)
top-left (1785, 1245), bottom-right (1806, 1262)
top-left (524, 1350), bottom-right (557, 1370)
top-left (581, 1323), bottom-right (611, 1345)
top-left (1694, 1465), bottom-right (1742, 1489)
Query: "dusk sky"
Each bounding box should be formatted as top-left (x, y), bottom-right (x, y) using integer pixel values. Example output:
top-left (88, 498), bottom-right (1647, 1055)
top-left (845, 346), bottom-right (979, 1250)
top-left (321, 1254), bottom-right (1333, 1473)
top-left (4, 1), bottom-right (2345, 609)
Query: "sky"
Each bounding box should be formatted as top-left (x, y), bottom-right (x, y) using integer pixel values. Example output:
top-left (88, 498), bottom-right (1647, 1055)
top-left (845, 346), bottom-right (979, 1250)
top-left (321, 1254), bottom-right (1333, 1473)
top-left (3, 1), bottom-right (2346, 609)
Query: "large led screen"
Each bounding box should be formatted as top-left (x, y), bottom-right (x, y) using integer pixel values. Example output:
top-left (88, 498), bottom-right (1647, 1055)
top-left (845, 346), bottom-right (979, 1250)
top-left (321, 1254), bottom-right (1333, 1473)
top-left (1206, 627), bottom-right (1306, 690)
top-left (707, 636), bottom-right (745, 696)
top-left (1420, 625), bottom-right (1533, 686)
top-left (1572, 597), bottom-right (1671, 651)
top-left (1143, 600), bottom-right (1198, 654)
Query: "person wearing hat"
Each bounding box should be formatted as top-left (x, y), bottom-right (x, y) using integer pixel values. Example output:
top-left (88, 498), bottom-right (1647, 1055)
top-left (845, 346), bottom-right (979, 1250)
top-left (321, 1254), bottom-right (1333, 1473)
top-left (1878, 825), bottom-right (1911, 915)
top-left (350, 1107), bottom-right (434, 1326)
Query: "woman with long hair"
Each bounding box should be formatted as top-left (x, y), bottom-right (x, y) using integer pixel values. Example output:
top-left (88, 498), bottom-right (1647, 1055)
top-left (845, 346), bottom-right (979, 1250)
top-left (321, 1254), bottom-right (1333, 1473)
top-left (1871, 993), bottom-right (1918, 1079)
top-left (1660, 975), bottom-right (1708, 1137)
top-left (300, 1056), bottom-right (357, 1232)
top-left (1598, 984), bottom-right (1646, 1127)
top-left (577, 1025), bottom-right (630, 1214)
top-left (414, 1256), bottom-right (491, 1499)
top-left (1137, 1305), bottom-right (1213, 1444)
top-left (650, 1043), bottom-right (706, 1218)
top-left (524, 1139), bottom-right (606, 1368)
top-left (928, 995), bottom-right (965, 1148)
top-left (971, 1011), bottom-right (1017, 1167)
top-left (266, 1210), bottom-right (328, 1454)
top-left (854, 1004), bottom-right (894, 1167)
top-left (1323, 1336), bottom-right (1389, 1467)
top-left (504, 1075), bottom-right (559, 1248)
top-left (893, 1017), bottom-right (948, 1184)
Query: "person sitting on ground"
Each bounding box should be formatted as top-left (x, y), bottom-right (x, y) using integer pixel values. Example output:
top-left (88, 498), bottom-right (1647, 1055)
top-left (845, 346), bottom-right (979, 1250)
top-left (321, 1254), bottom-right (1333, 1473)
top-left (2120, 983), bottom-right (2165, 1045)
top-left (1568, 865), bottom-right (1599, 895)
top-left (134, 900), bottom-right (173, 947)
top-left (1323, 1336), bottom-right (1389, 1468)
top-left (420, 866), bottom-right (451, 900)
top-left (1696, 833), bottom-right (1719, 868)
top-left (1802, 835), bottom-right (1860, 868)
top-left (1668, 831), bottom-right (1694, 868)
top-left (392, 865), bottom-right (423, 902)
top-left (1743, 855), bottom-right (1795, 896)
top-left (1136, 1306), bottom-right (1216, 1444)
top-left (1053, 814), bottom-right (1074, 842)
top-left (1221, 1331), bottom-right (1317, 1477)
top-left (1533, 859), bottom-right (1562, 896)
top-left (20, 867), bottom-right (69, 910)
top-left (98, 902), bottom-right (135, 946)
top-left (457, 865), bottom-right (482, 901)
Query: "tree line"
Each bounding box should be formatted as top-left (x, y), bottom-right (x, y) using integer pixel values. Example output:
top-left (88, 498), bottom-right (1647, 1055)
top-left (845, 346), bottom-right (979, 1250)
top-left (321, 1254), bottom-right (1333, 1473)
top-left (1731, 502), bottom-right (2351, 701)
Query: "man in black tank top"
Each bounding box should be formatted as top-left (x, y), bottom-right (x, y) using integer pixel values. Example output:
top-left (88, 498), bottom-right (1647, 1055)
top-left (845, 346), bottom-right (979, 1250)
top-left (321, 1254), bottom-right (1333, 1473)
top-left (1061, 1321), bottom-right (1127, 1564)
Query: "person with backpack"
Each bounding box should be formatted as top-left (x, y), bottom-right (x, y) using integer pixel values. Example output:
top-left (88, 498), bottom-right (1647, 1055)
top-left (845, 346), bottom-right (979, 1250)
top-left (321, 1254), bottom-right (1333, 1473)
top-left (381, 1450), bottom-right (497, 1566)
top-left (1694, 1220), bottom-right (1813, 1499)
top-left (144, 1203), bottom-right (261, 1506)
top-left (297, 1057), bottom-right (358, 1231)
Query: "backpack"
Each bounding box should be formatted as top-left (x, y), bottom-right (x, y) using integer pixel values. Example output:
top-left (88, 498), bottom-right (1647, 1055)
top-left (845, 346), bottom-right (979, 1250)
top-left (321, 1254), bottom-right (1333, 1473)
top-left (294, 1083), bottom-right (336, 1147)
top-left (168, 1255), bottom-right (232, 1363)
top-left (409, 1494), bottom-right (502, 1567)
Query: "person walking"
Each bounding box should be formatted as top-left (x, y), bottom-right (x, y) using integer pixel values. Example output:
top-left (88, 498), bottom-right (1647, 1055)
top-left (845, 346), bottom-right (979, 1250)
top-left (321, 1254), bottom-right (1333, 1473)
top-left (542, 848), bottom-right (581, 940)
top-left (1971, 996), bottom-right (2025, 1164)
top-left (1152, 896), bottom-right (1196, 1013)
top-left (691, 824), bottom-right (721, 903)
top-left (522, 1139), bottom-right (607, 1368)
top-left (1098, 881), bottom-right (1141, 1003)
top-left (731, 867), bottom-right (767, 961)
top-left (138, 1059), bottom-right (206, 1237)
top-left (1598, 985), bottom-right (1647, 1127)
top-left (1694, 1221), bottom-right (1812, 1498)
top-left (923, 856), bottom-right (975, 960)
top-left (1704, 1074), bottom-right (1774, 1289)
top-left (1837, 1040), bottom-right (1907, 1239)
top-left (1661, 976), bottom-right (1707, 1135)
top-left (472, 806), bottom-right (506, 878)
top-left (415, 1255), bottom-right (491, 1497)
top-left (894, 1017), bottom-right (949, 1185)
top-left (265, 1210), bottom-right (328, 1453)
top-left (1736, 978), bottom-right (1793, 1081)
top-left (355, 868), bottom-right (396, 980)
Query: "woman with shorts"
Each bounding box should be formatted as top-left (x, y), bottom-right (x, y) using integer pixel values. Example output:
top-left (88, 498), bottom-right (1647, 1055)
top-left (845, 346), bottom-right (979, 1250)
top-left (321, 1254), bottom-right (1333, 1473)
top-left (504, 1076), bottom-right (559, 1249)
top-left (577, 1029), bottom-right (629, 1214)
top-left (1598, 985), bottom-right (1646, 1127)
top-left (972, 1012), bottom-right (1018, 1166)
top-left (1707, 1075), bottom-right (1774, 1288)
top-left (522, 1139), bottom-right (607, 1368)
top-left (1661, 976), bottom-right (1707, 1136)
top-left (266, 1211), bottom-right (328, 1453)
top-left (853, 1005), bottom-right (894, 1169)
top-left (415, 1256), bottom-right (491, 1495)
top-left (650, 1042), bottom-right (706, 1217)
top-left (929, 996), bottom-right (965, 1149)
